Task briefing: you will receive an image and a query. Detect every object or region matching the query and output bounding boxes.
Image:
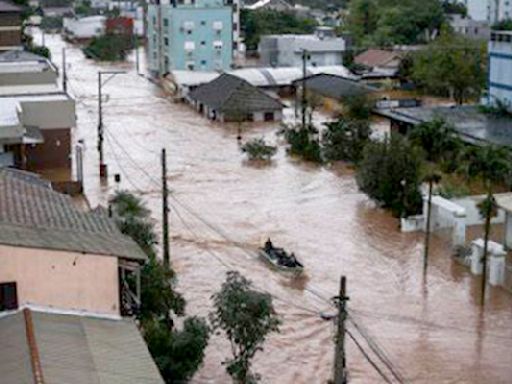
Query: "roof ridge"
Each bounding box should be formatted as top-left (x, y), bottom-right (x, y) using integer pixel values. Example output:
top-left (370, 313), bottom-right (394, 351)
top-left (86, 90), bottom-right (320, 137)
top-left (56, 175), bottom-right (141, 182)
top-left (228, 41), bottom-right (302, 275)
top-left (23, 308), bottom-right (45, 384)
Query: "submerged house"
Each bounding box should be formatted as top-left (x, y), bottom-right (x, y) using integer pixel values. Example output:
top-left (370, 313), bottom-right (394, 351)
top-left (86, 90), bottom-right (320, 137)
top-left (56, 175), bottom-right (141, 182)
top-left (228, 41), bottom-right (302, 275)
top-left (187, 73), bottom-right (283, 122)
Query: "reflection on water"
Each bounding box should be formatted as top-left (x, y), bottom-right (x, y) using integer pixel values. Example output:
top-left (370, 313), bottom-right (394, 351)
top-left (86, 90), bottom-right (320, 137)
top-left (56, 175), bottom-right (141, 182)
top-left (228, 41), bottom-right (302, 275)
top-left (40, 31), bottom-right (512, 384)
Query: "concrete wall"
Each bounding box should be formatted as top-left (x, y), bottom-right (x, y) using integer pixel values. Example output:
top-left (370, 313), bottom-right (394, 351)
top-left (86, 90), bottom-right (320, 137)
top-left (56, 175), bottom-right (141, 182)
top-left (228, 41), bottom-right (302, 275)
top-left (0, 244), bottom-right (120, 315)
top-left (489, 31), bottom-right (512, 111)
top-left (452, 195), bottom-right (506, 226)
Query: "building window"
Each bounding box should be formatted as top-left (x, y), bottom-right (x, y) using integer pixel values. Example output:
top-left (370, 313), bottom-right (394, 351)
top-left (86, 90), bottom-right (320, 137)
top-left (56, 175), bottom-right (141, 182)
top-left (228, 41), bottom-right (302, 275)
top-left (0, 282), bottom-right (18, 311)
top-left (264, 112), bottom-right (274, 122)
top-left (163, 18), bottom-right (169, 27)
top-left (213, 21), bottom-right (223, 31)
top-left (164, 37), bottom-right (169, 46)
top-left (201, 60), bottom-right (207, 66)
top-left (201, 20), bottom-right (206, 26)
top-left (187, 62), bottom-right (195, 71)
top-left (152, 16), bottom-right (156, 25)
top-left (187, 30), bottom-right (192, 35)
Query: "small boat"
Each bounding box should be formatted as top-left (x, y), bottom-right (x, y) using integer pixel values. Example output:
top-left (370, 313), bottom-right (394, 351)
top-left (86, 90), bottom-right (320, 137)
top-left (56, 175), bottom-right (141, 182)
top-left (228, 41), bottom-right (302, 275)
top-left (259, 239), bottom-right (304, 274)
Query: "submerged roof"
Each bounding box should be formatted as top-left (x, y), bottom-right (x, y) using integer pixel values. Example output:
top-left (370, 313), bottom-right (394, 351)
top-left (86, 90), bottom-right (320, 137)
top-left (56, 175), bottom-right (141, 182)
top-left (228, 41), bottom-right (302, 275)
top-left (294, 73), bottom-right (376, 100)
top-left (0, 309), bottom-right (164, 384)
top-left (375, 105), bottom-right (512, 147)
top-left (189, 73), bottom-right (283, 113)
top-left (0, 169), bottom-right (146, 260)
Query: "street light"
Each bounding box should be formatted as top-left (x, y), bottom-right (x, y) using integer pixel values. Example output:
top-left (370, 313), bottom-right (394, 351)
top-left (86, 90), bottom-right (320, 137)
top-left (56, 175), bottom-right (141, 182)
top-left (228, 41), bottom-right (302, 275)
top-left (97, 70), bottom-right (126, 179)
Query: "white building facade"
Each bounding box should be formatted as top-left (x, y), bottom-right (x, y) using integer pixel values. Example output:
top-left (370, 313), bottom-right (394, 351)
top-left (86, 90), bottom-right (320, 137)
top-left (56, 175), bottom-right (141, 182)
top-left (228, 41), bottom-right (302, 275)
top-left (489, 30), bottom-right (512, 111)
top-left (488, 0), bottom-right (512, 24)
top-left (259, 27), bottom-right (346, 68)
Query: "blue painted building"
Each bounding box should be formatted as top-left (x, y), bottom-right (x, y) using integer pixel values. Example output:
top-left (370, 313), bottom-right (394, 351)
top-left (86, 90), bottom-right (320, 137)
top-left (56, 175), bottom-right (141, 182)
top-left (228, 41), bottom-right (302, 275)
top-left (489, 30), bottom-right (512, 111)
top-left (147, 0), bottom-right (233, 75)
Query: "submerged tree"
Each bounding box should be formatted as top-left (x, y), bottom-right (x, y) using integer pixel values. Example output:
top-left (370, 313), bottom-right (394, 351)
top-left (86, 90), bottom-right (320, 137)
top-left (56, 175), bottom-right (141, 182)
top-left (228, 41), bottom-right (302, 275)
top-left (241, 138), bottom-right (277, 161)
top-left (322, 119), bottom-right (371, 163)
top-left (356, 133), bottom-right (425, 217)
top-left (210, 271), bottom-right (280, 384)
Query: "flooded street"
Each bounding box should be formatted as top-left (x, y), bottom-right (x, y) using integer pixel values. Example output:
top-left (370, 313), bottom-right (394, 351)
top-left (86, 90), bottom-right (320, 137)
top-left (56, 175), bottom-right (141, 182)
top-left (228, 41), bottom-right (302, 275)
top-left (42, 31), bottom-right (512, 383)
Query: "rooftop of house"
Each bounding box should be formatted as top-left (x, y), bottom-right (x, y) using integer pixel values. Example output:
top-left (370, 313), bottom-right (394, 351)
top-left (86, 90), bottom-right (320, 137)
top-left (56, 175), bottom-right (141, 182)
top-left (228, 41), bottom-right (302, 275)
top-left (171, 65), bottom-right (358, 89)
top-left (375, 105), bottom-right (512, 147)
top-left (293, 73), bottom-right (376, 100)
top-left (0, 60), bottom-right (55, 74)
top-left (188, 73), bottom-right (283, 113)
top-left (0, 308), bottom-right (164, 384)
top-left (354, 49), bottom-right (404, 69)
top-left (0, 0), bottom-right (22, 12)
top-left (0, 168), bottom-right (147, 261)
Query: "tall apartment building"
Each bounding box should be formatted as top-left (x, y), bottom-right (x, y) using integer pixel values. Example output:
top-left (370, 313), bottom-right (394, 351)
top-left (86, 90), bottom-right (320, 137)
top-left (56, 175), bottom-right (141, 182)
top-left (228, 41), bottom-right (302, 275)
top-left (488, 0), bottom-right (512, 24)
top-left (488, 30), bottom-right (512, 111)
top-left (461, 0), bottom-right (489, 21)
top-left (0, 0), bottom-right (23, 51)
top-left (147, 0), bottom-right (235, 75)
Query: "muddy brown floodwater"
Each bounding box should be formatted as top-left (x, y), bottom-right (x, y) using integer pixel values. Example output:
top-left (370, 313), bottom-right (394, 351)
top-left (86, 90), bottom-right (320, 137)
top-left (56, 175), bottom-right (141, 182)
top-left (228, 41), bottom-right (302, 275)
top-left (41, 30), bottom-right (512, 384)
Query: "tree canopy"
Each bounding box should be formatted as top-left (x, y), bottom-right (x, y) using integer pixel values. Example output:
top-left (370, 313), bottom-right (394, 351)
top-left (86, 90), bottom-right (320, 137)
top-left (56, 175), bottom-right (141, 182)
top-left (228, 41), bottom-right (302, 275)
top-left (411, 30), bottom-right (487, 104)
top-left (241, 9), bottom-right (317, 51)
top-left (210, 271), bottom-right (280, 384)
top-left (345, 0), bottom-right (445, 46)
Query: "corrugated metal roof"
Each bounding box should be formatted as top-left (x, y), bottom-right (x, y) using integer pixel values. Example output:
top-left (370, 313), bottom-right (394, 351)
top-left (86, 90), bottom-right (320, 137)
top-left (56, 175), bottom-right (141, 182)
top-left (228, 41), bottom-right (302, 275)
top-left (295, 73), bottom-right (375, 100)
top-left (0, 310), bottom-right (164, 384)
top-left (0, 169), bottom-right (146, 261)
top-left (0, 311), bottom-right (33, 384)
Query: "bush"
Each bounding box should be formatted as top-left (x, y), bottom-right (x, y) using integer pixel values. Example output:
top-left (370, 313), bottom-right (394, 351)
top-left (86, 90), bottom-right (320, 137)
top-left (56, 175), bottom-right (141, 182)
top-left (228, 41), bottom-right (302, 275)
top-left (285, 126), bottom-right (322, 163)
top-left (27, 45), bottom-right (51, 59)
top-left (356, 134), bottom-right (424, 217)
top-left (241, 138), bottom-right (277, 161)
top-left (322, 119), bottom-right (371, 163)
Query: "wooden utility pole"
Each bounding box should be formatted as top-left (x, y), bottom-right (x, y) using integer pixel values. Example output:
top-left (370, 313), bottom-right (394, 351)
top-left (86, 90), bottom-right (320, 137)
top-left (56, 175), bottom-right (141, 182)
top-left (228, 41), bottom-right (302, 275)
top-left (423, 173), bottom-right (441, 275)
top-left (334, 276), bottom-right (349, 384)
top-left (162, 148), bottom-right (170, 267)
top-left (301, 49), bottom-right (309, 129)
top-left (423, 178), bottom-right (434, 274)
top-left (98, 72), bottom-right (105, 178)
top-left (62, 48), bottom-right (67, 93)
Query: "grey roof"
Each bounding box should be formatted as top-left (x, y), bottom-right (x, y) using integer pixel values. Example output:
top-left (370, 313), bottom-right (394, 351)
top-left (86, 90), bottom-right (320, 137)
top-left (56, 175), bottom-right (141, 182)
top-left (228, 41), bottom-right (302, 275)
top-left (189, 73), bottom-right (283, 114)
top-left (0, 309), bottom-right (164, 384)
top-left (0, 50), bottom-right (49, 63)
top-left (0, 168), bottom-right (146, 260)
top-left (294, 73), bottom-right (375, 100)
top-left (375, 105), bottom-right (512, 147)
top-left (0, 0), bottom-right (22, 12)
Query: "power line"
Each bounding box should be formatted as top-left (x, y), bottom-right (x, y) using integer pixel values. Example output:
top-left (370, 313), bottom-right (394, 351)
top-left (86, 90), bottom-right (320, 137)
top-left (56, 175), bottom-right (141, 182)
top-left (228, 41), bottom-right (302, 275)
top-left (346, 329), bottom-right (394, 384)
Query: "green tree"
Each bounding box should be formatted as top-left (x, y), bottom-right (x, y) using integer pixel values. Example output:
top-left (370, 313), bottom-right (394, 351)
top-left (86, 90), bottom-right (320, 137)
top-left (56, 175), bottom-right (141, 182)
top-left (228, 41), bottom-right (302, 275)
top-left (408, 119), bottom-right (462, 171)
top-left (83, 33), bottom-right (131, 61)
top-left (492, 18), bottom-right (512, 30)
top-left (345, 0), bottom-right (445, 46)
top-left (109, 191), bottom-right (210, 383)
top-left (411, 30), bottom-right (487, 104)
top-left (210, 271), bottom-right (280, 384)
top-left (463, 146), bottom-right (512, 304)
top-left (356, 133), bottom-right (425, 217)
top-left (241, 9), bottom-right (317, 51)
top-left (322, 119), bottom-right (371, 163)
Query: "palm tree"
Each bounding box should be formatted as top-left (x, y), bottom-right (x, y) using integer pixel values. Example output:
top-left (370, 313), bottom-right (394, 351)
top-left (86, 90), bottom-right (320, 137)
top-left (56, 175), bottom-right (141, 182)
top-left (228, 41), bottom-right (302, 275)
top-left (465, 145), bottom-right (512, 305)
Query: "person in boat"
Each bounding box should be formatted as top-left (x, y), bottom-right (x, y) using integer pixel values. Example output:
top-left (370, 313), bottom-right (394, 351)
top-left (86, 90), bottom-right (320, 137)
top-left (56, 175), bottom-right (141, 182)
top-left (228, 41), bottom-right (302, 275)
top-left (264, 238), bottom-right (274, 253)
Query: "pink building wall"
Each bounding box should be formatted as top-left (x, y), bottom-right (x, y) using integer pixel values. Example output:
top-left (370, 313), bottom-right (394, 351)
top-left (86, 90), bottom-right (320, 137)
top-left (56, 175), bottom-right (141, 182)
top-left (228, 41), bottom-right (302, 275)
top-left (0, 244), bottom-right (120, 316)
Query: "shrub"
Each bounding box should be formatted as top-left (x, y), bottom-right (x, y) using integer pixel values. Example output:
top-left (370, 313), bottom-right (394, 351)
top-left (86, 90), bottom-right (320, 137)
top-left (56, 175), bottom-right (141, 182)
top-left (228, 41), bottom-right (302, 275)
top-left (241, 138), bottom-right (277, 161)
top-left (322, 119), bottom-right (371, 163)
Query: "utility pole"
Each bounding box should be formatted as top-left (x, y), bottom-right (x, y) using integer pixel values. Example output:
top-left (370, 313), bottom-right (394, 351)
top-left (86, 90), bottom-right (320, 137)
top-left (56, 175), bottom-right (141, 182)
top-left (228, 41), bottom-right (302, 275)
top-left (98, 72), bottom-right (105, 178)
top-left (97, 70), bottom-right (126, 179)
top-left (133, 31), bottom-right (140, 75)
top-left (42, 30), bottom-right (45, 48)
top-left (62, 47), bottom-right (67, 93)
top-left (162, 148), bottom-right (170, 268)
top-left (301, 49), bottom-right (309, 129)
top-left (334, 276), bottom-right (349, 384)
top-left (423, 173), bottom-right (441, 275)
